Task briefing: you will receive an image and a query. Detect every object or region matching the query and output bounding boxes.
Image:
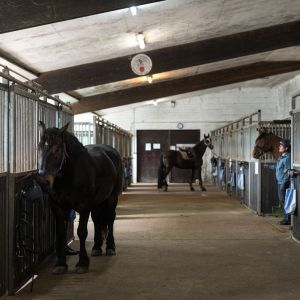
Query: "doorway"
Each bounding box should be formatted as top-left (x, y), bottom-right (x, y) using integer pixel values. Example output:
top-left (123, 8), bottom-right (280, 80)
top-left (137, 129), bottom-right (200, 182)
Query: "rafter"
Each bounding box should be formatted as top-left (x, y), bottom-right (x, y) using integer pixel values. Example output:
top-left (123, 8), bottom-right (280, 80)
top-left (0, 0), bottom-right (164, 34)
top-left (36, 20), bottom-right (300, 94)
top-left (71, 61), bottom-right (300, 114)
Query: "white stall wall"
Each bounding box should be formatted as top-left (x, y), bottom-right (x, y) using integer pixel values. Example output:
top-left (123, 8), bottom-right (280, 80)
top-left (89, 75), bottom-right (300, 184)
top-left (273, 74), bottom-right (300, 115)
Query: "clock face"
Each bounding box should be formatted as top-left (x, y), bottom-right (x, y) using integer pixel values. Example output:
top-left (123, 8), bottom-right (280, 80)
top-left (131, 54), bottom-right (152, 76)
top-left (177, 122), bottom-right (184, 129)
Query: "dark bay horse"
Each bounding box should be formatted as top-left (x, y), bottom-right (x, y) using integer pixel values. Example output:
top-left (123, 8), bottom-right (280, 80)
top-left (37, 121), bottom-right (123, 274)
top-left (157, 134), bottom-right (214, 191)
top-left (252, 129), bottom-right (283, 160)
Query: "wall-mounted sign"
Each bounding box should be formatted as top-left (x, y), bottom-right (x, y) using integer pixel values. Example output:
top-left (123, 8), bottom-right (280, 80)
top-left (145, 143), bottom-right (151, 151)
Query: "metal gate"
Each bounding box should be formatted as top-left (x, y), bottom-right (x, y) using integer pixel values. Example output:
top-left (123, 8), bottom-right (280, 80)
top-left (74, 116), bottom-right (132, 189)
top-left (0, 66), bottom-right (74, 296)
top-left (0, 81), bottom-right (8, 298)
top-left (290, 93), bottom-right (300, 242)
top-left (211, 110), bottom-right (291, 215)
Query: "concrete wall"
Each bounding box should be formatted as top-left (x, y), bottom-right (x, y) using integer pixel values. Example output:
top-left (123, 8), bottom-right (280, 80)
top-left (78, 75), bottom-right (300, 184)
top-left (272, 74), bottom-right (300, 117)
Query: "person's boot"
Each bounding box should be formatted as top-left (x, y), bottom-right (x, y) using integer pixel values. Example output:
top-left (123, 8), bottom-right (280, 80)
top-left (279, 215), bottom-right (291, 225)
top-left (65, 245), bottom-right (78, 255)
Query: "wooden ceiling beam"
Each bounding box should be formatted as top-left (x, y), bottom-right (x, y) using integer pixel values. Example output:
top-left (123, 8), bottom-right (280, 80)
top-left (0, 0), bottom-right (164, 34)
top-left (71, 61), bottom-right (300, 114)
top-left (36, 20), bottom-right (300, 94)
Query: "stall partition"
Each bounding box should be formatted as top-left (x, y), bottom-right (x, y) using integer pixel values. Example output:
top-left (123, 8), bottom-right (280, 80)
top-left (211, 110), bottom-right (291, 215)
top-left (0, 66), bottom-right (73, 296)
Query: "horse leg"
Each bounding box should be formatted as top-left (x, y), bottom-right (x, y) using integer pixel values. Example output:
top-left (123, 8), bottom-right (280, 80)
top-left (162, 167), bottom-right (171, 192)
top-left (198, 167), bottom-right (206, 191)
top-left (52, 213), bottom-right (68, 274)
top-left (90, 207), bottom-right (103, 256)
top-left (76, 209), bottom-right (90, 273)
top-left (158, 169), bottom-right (168, 191)
top-left (190, 169), bottom-right (195, 191)
top-left (105, 197), bottom-right (118, 256)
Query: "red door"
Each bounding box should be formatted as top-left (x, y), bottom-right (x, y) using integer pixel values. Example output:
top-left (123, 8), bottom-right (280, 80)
top-left (137, 130), bottom-right (200, 182)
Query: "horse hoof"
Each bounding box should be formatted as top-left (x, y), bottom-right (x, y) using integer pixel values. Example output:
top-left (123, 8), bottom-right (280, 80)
top-left (52, 265), bottom-right (68, 275)
top-left (201, 187), bottom-right (207, 191)
top-left (106, 248), bottom-right (116, 256)
top-left (91, 248), bottom-right (102, 256)
top-left (76, 266), bottom-right (89, 274)
top-left (190, 187), bottom-right (195, 191)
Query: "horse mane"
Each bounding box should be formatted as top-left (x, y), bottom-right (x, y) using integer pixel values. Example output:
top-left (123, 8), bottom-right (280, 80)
top-left (45, 127), bottom-right (86, 157)
top-left (63, 130), bottom-right (87, 157)
top-left (193, 139), bottom-right (205, 152)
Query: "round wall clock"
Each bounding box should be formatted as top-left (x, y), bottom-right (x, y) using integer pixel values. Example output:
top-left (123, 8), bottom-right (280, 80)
top-left (177, 122), bottom-right (184, 129)
top-left (131, 54), bottom-right (152, 76)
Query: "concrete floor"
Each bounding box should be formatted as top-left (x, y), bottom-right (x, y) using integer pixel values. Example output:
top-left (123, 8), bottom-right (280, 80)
top-left (7, 184), bottom-right (300, 300)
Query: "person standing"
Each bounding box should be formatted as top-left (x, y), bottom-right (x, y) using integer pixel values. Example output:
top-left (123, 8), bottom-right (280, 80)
top-left (276, 139), bottom-right (291, 225)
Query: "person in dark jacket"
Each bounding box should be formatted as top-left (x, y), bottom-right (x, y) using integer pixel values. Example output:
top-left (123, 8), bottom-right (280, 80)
top-left (276, 139), bottom-right (291, 225)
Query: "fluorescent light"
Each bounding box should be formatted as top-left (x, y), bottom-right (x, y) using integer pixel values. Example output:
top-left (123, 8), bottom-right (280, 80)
top-left (136, 33), bottom-right (145, 49)
top-left (130, 6), bottom-right (137, 16)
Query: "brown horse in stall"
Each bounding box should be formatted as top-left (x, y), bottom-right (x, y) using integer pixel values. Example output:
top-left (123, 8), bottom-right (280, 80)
top-left (252, 128), bottom-right (282, 159)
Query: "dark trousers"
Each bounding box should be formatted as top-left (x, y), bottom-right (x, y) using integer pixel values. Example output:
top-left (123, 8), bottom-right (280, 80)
top-left (278, 181), bottom-right (290, 221)
top-left (278, 182), bottom-right (290, 207)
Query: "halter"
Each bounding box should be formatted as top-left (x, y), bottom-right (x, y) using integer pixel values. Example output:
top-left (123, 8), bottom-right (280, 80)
top-left (38, 142), bottom-right (69, 176)
top-left (204, 138), bottom-right (213, 149)
top-left (58, 142), bottom-right (69, 174)
top-left (255, 132), bottom-right (273, 158)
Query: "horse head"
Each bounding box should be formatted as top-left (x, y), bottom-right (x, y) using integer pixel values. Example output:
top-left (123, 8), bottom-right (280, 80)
top-left (252, 128), bottom-right (281, 159)
top-left (38, 121), bottom-right (70, 182)
top-left (203, 134), bottom-right (214, 150)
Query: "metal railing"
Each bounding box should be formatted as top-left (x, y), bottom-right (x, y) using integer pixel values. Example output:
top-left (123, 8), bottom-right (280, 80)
top-left (0, 66), bottom-right (74, 296)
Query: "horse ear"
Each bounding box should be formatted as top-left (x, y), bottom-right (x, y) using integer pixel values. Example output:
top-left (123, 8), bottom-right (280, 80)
top-left (39, 121), bottom-right (46, 135)
top-left (59, 122), bottom-right (70, 135)
top-left (204, 134), bottom-right (208, 139)
top-left (258, 127), bottom-right (267, 133)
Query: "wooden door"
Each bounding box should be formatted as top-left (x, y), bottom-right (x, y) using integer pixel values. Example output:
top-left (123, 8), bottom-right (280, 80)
top-left (137, 130), bottom-right (200, 182)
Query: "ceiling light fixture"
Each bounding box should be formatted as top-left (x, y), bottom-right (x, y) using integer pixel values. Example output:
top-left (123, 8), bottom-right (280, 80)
top-left (130, 6), bottom-right (137, 16)
top-left (147, 75), bottom-right (153, 84)
top-left (136, 32), bottom-right (145, 49)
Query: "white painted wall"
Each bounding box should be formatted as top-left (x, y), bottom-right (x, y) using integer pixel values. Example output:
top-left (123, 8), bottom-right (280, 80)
top-left (272, 74), bottom-right (300, 117)
top-left (78, 75), bottom-right (300, 184)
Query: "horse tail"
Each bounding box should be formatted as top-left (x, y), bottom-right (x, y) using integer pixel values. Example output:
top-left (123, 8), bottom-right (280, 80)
top-left (157, 153), bottom-right (166, 188)
top-left (115, 157), bottom-right (124, 197)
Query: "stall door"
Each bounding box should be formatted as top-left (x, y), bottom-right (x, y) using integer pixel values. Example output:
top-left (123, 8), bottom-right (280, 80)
top-left (292, 110), bottom-right (300, 241)
top-left (137, 130), bottom-right (200, 182)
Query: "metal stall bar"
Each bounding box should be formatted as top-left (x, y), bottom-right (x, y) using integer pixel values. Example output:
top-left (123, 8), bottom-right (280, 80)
top-left (74, 122), bottom-right (94, 145)
top-left (211, 111), bottom-right (261, 206)
top-left (0, 66), bottom-right (72, 295)
top-left (74, 115), bottom-right (132, 190)
top-left (290, 93), bottom-right (300, 242)
top-left (257, 120), bottom-right (291, 215)
top-left (0, 79), bottom-right (9, 298)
